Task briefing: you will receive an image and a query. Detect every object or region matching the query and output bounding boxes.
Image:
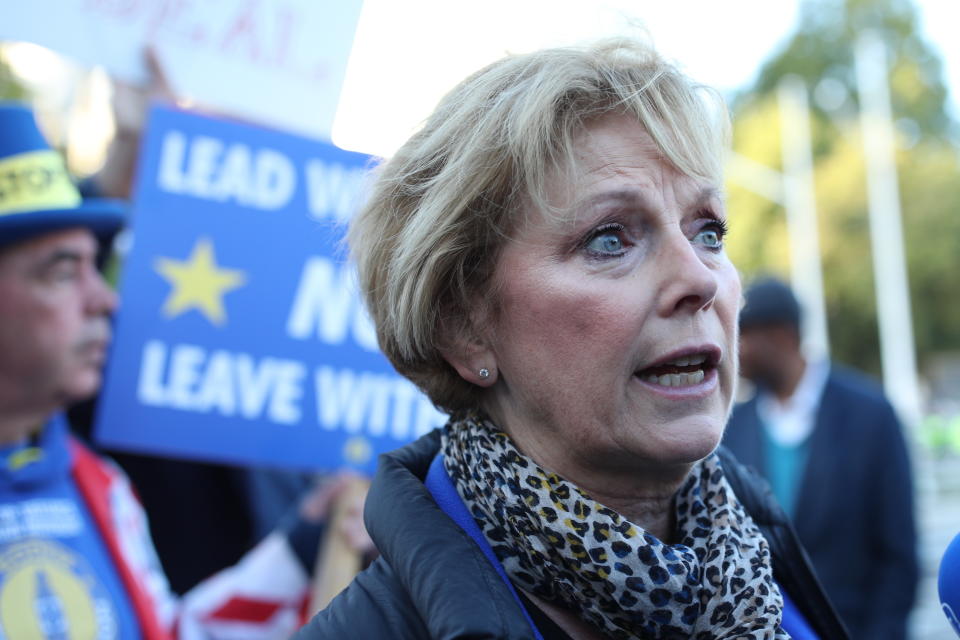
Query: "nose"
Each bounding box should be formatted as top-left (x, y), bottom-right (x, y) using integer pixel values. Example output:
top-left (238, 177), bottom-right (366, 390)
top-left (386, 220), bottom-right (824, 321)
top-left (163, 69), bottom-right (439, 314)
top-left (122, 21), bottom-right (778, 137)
top-left (656, 230), bottom-right (718, 316)
top-left (85, 268), bottom-right (119, 316)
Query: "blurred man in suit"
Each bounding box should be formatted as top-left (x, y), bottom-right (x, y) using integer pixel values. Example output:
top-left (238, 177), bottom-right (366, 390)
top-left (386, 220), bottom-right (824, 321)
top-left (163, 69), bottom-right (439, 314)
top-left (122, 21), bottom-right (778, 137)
top-left (724, 276), bottom-right (918, 639)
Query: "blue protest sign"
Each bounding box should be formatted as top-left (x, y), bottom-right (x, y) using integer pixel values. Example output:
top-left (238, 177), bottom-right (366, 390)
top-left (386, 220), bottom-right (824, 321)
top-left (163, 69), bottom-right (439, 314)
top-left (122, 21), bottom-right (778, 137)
top-left (95, 105), bottom-right (446, 473)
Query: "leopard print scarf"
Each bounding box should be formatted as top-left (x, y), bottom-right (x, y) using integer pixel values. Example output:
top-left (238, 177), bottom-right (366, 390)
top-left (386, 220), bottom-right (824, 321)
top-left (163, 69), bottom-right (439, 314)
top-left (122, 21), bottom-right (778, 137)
top-left (442, 413), bottom-right (789, 639)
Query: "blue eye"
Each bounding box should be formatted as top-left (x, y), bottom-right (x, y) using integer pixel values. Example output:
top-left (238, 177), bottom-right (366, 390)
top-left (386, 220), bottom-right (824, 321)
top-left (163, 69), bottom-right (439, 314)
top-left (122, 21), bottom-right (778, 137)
top-left (584, 225), bottom-right (627, 257)
top-left (694, 222), bottom-right (726, 250)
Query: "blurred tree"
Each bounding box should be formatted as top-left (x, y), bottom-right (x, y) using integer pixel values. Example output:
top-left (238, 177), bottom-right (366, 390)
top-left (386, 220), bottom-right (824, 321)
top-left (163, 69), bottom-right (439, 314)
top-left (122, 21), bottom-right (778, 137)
top-left (725, 0), bottom-right (960, 378)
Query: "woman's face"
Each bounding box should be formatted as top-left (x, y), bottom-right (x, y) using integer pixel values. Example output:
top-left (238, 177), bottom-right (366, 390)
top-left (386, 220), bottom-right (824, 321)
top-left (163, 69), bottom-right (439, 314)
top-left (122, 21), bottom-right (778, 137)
top-left (480, 114), bottom-right (741, 484)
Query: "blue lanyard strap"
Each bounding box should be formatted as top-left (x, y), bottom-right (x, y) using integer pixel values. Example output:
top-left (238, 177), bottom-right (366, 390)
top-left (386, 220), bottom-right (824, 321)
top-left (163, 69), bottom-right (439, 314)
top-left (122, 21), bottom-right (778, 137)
top-left (424, 452), bottom-right (545, 640)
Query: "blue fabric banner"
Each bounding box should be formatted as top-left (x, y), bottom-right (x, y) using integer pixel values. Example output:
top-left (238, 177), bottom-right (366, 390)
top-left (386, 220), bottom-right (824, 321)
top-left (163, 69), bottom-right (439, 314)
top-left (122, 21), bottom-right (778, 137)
top-left (95, 105), bottom-right (445, 473)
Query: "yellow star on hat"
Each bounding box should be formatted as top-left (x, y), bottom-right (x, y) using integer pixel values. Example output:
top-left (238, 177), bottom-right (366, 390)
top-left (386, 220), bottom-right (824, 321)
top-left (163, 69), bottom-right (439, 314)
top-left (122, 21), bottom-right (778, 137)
top-left (155, 238), bottom-right (246, 326)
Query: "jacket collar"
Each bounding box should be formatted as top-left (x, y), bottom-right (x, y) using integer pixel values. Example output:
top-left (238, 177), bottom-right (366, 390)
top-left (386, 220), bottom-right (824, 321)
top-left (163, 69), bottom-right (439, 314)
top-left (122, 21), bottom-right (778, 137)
top-left (0, 413), bottom-right (71, 490)
top-left (365, 428), bottom-right (539, 639)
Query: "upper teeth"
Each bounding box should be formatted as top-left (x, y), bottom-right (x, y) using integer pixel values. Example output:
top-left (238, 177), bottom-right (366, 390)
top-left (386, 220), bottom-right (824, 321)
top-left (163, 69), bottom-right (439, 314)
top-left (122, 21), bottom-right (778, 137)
top-left (642, 370), bottom-right (706, 387)
top-left (666, 354), bottom-right (707, 367)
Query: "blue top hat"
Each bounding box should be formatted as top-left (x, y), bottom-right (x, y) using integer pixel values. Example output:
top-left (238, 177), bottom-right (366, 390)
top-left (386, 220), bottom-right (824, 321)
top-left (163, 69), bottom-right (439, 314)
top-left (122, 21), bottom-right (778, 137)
top-left (0, 102), bottom-right (125, 250)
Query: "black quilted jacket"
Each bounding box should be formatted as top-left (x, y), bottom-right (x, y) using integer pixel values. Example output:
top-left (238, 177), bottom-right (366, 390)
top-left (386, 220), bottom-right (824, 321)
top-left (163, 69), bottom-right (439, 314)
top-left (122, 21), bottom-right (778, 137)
top-left (295, 429), bottom-right (849, 639)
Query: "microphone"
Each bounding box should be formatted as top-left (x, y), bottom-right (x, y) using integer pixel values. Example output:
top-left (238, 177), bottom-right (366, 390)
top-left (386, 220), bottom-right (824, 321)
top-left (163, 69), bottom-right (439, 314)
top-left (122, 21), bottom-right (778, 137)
top-left (942, 531), bottom-right (960, 635)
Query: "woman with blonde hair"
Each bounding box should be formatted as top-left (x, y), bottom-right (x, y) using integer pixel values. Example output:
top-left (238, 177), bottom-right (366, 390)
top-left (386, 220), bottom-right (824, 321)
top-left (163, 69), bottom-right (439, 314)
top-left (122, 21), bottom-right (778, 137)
top-left (297, 39), bottom-right (847, 639)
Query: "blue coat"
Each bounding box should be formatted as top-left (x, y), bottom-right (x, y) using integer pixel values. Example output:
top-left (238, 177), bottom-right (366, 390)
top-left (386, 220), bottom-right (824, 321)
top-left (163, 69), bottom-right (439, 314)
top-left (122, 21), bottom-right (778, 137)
top-left (724, 365), bottom-right (918, 640)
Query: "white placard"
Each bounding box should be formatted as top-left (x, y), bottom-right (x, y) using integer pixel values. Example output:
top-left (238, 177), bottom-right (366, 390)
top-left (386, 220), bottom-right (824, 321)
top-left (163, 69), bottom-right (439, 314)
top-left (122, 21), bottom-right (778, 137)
top-left (0, 0), bottom-right (364, 140)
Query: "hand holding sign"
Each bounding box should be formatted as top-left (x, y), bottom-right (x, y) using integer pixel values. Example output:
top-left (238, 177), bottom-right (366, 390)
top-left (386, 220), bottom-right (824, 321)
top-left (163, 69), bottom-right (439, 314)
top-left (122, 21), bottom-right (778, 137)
top-left (303, 474), bottom-right (374, 614)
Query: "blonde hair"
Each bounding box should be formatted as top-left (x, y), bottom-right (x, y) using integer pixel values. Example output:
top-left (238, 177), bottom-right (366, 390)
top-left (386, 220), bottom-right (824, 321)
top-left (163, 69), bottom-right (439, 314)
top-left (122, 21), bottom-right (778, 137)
top-left (348, 38), bottom-right (729, 412)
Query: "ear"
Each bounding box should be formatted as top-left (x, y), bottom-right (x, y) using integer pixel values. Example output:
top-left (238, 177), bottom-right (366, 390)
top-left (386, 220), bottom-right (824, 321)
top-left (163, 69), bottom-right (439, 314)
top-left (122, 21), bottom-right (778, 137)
top-left (438, 313), bottom-right (498, 387)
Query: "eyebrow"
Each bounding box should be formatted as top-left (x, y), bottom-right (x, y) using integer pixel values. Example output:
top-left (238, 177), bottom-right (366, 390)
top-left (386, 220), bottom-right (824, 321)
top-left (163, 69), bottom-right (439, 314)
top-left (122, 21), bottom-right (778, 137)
top-left (579, 186), bottom-right (721, 212)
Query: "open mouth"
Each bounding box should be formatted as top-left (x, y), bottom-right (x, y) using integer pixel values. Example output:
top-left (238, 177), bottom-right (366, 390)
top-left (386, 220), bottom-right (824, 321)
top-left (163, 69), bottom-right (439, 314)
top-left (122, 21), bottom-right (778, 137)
top-left (634, 350), bottom-right (719, 388)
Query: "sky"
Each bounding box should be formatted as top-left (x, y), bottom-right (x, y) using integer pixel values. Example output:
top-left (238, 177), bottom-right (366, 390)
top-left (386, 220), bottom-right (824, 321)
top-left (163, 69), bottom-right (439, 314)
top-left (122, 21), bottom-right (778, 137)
top-left (915, 0), bottom-right (960, 120)
top-left (331, 0), bottom-right (960, 158)
top-left (3, 0), bottom-right (956, 162)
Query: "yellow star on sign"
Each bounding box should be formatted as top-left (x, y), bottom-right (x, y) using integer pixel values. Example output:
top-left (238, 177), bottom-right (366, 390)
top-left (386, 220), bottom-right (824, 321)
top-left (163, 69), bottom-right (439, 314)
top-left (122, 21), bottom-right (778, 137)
top-left (154, 238), bottom-right (246, 326)
top-left (343, 436), bottom-right (373, 465)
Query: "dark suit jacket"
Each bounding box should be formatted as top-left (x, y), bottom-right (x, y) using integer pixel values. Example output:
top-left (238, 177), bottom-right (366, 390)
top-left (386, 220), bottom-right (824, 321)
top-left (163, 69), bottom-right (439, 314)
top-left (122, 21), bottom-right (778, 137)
top-left (724, 365), bottom-right (918, 640)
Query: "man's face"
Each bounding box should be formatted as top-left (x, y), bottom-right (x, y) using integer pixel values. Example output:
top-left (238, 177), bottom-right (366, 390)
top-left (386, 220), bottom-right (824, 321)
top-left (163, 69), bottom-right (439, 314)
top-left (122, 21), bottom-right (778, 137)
top-left (738, 324), bottom-right (793, 388)
top-left (0, 228), bottom-right (117, 420)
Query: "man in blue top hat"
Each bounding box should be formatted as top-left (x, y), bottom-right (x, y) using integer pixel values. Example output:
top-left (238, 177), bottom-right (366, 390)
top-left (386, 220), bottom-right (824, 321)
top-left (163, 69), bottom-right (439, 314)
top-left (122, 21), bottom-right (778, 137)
top-left (0, 104), bottom-right (125, 439)
top-left (0, 101), bottom-right (174, 638)
top-left (0, 102), bottom-right (360, 639)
